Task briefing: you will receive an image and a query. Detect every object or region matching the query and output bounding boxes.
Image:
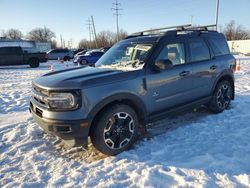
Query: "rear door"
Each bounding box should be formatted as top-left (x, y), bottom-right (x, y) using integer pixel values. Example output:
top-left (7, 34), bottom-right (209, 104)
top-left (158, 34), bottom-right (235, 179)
top-left (145, 38), bottom-right (195, 114)
top-left (188, 38), bottom-right (218, 98)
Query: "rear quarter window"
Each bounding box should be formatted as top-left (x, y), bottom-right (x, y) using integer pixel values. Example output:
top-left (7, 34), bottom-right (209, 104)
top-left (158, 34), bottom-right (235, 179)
top-left (208, 37), bottom-right (230, 56)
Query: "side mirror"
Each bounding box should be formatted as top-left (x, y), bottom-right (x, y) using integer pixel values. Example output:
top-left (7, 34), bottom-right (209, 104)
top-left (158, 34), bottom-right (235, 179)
top-left (153, 59), bottom-right (173, 72)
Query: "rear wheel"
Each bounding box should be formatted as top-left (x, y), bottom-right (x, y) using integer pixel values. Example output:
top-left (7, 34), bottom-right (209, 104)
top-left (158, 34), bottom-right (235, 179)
top-left (29, 58), bottom-right (39, 68)
top-left (208, 80), bottom-right (233, 113)
top-left (90, 105), bottom-right (139, 156)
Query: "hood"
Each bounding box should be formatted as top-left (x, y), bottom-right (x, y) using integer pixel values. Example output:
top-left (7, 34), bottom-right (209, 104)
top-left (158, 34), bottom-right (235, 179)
top-left (33, 66), bottom-right (139, 90)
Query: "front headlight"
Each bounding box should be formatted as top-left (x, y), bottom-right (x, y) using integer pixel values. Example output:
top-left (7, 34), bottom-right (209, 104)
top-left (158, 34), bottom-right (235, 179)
top-left (47, 92), bottom-right (79, 110)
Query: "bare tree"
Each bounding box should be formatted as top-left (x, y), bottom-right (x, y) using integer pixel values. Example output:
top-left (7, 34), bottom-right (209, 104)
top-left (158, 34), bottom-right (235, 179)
top-left (78, 39), bottom-right (95, 49)
top-left (96, 30), bottom-right (116, 47)
top-left (79, 29), bottom-right (128, 49)
top-left (26, 27), bottom-right (56, 42)
top-left (2, 28), bottom-right (23, 39)
top-left (223, 20), bottom-right (250, 41)
top-left (117, 29), bottom-right (128, 41)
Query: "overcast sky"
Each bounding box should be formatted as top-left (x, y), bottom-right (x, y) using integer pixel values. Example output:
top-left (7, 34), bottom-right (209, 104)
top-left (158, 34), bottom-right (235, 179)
top-left (0, 0), bottom-right (249, 47)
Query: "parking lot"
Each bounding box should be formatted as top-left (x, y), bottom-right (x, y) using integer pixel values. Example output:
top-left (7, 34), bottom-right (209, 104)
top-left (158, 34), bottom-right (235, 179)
top-left (1, 59), bottom-right (250, 187)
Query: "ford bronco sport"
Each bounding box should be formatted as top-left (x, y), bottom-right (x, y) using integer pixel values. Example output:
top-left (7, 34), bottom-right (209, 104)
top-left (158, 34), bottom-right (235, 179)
top-left (30, 25), bottom-right (235, 155)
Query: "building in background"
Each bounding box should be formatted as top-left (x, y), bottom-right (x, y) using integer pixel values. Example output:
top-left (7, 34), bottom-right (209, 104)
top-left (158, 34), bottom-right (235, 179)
top-left (227, 40), bottom-right (250, 55)
top-left (0, 39), bottom-right (51, 52)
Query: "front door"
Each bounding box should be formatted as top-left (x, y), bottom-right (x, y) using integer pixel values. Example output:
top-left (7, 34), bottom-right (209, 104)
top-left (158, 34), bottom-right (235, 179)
top-left (145, 40), bottom-right (194, 115)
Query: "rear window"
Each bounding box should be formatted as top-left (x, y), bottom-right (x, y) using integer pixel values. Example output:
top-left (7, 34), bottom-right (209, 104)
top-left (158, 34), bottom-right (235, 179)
top-left (208, 37), bottom-right (230, 56)
top-left (189, 39), bottom-right (210, 62)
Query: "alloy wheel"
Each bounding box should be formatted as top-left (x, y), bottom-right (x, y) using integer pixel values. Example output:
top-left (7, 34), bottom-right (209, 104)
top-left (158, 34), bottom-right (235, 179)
top-left (103, 112), bottom-right (135, 150)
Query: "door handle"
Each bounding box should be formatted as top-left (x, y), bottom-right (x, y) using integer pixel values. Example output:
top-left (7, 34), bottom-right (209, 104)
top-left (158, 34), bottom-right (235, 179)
top-left (210, 65), bottom-right (217, 70)
top-left (179, 71), bottom-right (190, 77)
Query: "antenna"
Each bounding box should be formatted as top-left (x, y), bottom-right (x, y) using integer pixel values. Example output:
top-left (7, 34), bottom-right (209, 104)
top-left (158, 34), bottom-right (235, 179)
top-left (111, 0), bottom-right (122, 42)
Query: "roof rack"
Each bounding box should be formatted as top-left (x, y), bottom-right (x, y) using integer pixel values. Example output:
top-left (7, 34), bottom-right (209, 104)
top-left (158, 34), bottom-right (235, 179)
top-left (127, 24), bottom-right (217, 39)
top-left (131, 24), bottom-right (192, 36)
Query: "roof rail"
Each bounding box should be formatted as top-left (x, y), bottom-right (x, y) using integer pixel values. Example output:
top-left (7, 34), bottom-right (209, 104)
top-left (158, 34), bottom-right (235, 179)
top-left (183, 24), bottom-right (217, 31)
top-left (126, 24), bottom-right (217, 39)
top-left (131, 24), bottom-right (192, 35)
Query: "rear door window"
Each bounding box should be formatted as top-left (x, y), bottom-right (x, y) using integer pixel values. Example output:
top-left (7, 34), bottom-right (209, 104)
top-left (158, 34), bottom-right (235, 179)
top-left (11, 47), bottom-right (22, 55)
top-left (189, 39), bottom-right (210, 62)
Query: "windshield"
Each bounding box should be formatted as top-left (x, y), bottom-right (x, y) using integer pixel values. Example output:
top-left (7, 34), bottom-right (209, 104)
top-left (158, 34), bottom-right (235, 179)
top-left (96, 42), bottom-right (154, 71)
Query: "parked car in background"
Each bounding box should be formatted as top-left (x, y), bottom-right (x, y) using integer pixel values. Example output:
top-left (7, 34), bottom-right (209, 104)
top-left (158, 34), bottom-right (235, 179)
top-left (47, 49), bottom-right (74, 61)
top-left (72, 48), bottom-right (86, 55)
top-left (73, 50), bottom-right (104, 66)
top-left (100, 47), bottom-right (111, 52)
top-left (74, 49), bottom-right (88, 58)
top-left (0, 46), bottom-right (47, 68)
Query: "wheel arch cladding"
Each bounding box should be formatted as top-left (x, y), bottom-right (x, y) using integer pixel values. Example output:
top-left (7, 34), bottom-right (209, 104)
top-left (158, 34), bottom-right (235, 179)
top-left (88, 93), bottom-right (148, 136)
top-left (213, 74), bottom-right (235, 100)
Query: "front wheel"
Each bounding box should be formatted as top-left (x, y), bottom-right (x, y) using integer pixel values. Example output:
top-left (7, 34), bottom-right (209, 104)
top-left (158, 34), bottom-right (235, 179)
top-left (208, 80), bottom-right (233, 113)
top-left (90, 105), bottom-right (139, 156)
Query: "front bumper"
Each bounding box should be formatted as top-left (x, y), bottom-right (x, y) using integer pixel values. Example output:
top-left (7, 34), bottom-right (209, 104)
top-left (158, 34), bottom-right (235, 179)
top-left (29, 101), bottom-right (89, 148)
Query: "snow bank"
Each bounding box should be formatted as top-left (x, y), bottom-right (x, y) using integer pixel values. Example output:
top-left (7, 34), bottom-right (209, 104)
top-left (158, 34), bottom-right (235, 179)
top-left (0, 59), bottom-right (250, 187)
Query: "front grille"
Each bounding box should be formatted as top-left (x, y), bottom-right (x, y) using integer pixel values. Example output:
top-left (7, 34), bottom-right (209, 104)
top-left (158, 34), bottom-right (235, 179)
top-left (30, 101), bottom-right (43, 118)
top-left (32, 85), bottom-right (49, 108)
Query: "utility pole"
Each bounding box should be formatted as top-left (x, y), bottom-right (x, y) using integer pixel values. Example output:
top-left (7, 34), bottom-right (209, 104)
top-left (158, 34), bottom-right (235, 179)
top-left (190, 15), bottom-right (194, 26)
top-left (91, 16), bottom-right (98, 48)
top-left (215, 0), bottom-right (220, 31)
top-left (86, 17), bottom-right (92, 46)
top-left (60, 34), bottom-right (63, 48)
top-left (111, 0), bottom-right (122, 42)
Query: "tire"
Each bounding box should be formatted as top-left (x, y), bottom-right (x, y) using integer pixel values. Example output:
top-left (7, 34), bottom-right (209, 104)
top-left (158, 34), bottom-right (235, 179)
top-left (63, 56), bottom-right (70, 61)
top-left (90, 104), bottom-right (139, 156)
top-left (29, 58), bottom-right (39, 68)
top-left (80, 59), bottom-right (88, 65)
top-left (208, 80), bottom-right (233, 113)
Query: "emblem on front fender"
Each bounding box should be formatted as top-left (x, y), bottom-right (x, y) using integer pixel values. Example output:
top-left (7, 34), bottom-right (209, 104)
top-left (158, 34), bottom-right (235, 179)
top-left (153, 92), bottom-right (159, 97)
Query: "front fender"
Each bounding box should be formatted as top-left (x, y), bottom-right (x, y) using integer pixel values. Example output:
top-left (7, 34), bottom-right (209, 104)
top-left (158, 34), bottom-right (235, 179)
top-left (87, 92), bottom-right (148, 126)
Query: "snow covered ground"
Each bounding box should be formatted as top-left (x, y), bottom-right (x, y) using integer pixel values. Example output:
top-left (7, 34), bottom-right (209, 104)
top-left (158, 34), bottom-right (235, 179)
top-left (1, 59), bottom-right (250, 187)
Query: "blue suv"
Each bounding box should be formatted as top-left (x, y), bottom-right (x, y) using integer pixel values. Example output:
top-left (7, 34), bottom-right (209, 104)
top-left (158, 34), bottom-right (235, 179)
top-left (73, 50), bottom-right (104, 66)
top-left (30, 25), bottom-right (235, 155)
